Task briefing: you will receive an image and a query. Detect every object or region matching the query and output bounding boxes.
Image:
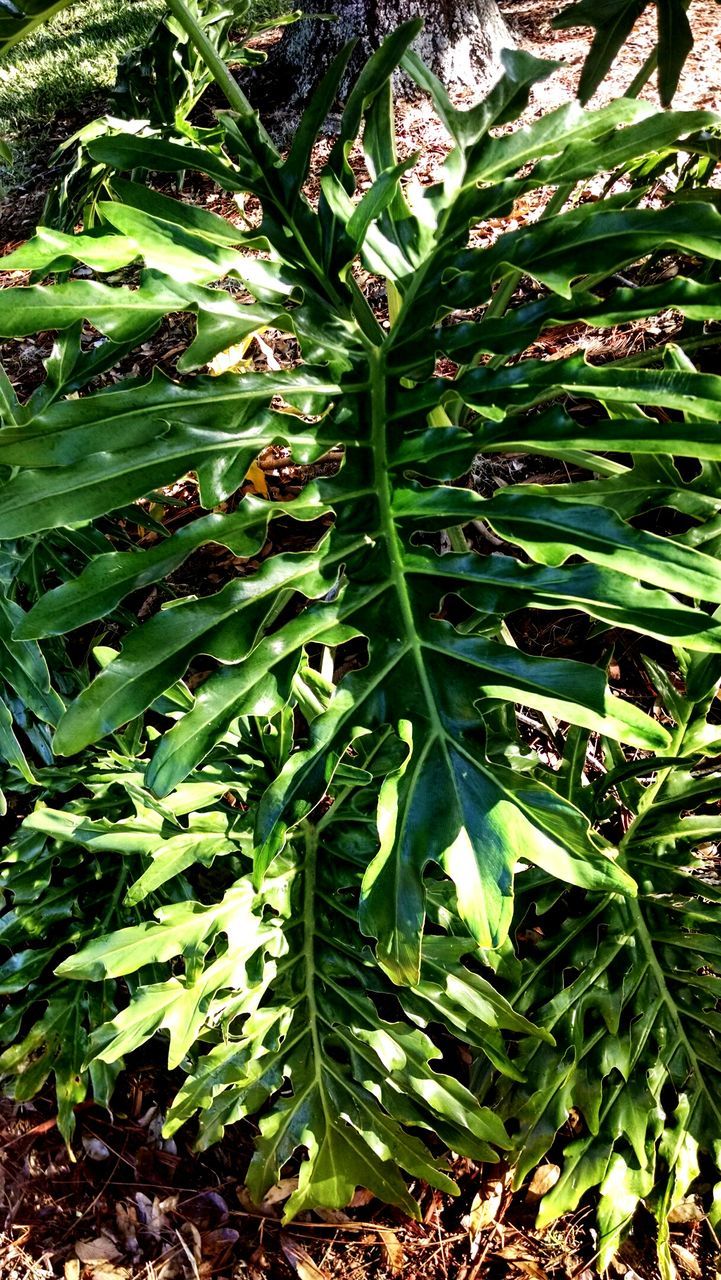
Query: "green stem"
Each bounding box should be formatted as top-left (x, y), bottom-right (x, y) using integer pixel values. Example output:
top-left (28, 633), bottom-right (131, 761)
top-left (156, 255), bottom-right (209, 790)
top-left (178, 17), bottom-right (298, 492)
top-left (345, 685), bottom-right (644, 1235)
top-left (165, 0), bottom-right (255, 117)
top-left (606, 331), bottom-right (721, 369)
top-left (481, 182), bottom-right (576, 348)
top-left (316, 728), bottom-right (393, 835)
top-left (387, 279), bottom-right (403, 327)
top-left (370, 348), bottom-right (442, 734)
top-left (618, 714), bottom-right (691, 855)
top-left (446, 525), bottom-right (469, 553)
top-left (166, 0), bottom-right (353, 319)
top-left (460, 186), bottom-right (580, 389)
top-left (103, 865), bottom-right (130, 928)
top-left (625, 889), bottom-right (721, 1128)
top-left (301, 821), bottom-right (331, 1117)
top-left (484, 270), bottom-right (518, 322)
top-left (626, 49), bottom-right (658, 99)
top-left (542, 181), bottom-right (575, 220)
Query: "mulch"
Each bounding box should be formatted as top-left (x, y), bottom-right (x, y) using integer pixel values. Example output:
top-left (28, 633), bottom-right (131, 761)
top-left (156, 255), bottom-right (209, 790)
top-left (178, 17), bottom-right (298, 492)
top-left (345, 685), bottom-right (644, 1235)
top-left (0, 1085), bottom-right (661, 1280)
top-left (1, 2), bottom-right (721, 1277)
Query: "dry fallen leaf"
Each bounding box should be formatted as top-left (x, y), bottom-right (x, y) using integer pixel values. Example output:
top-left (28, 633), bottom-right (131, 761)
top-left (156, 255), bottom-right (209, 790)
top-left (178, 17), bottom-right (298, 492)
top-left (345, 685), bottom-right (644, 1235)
top-left (82, 1135), bottom-right (112, 1162)
top-left (115, 1202), bottom-right (139, 1256)
top-left (174, 1222), bottom-right (203, 1279)
top-left (465, 1181), bottom-right (505, 1261)
top-left (244, 458), bottom-right (270, 498)
top-left (313, 1207), bottom-right (351, 1224)
top-left (180, 1220), bottom-right (203, 1261)
top-left (259, 1178), bottom-right (299, 1213)
top-left (668, 1197), bottom-right (705, 1224)
top-left (255, 330), bottom-right (282, 371)
top-left (281, 1235), bottom-right (332, 1280)
top-left (494, 1247), bottom-right (550, 1280)
top-left (64, 1262), bottom-right (81, 1280)
top-left (513, 1263), bottom-right (552, 1280)
top-left (135, 1191), bottom-right (170, 1240)
top-left (350, 1187), bottom-right (376, 1208)
top-left (608, 1260), bottom-right (629, 1277)
top-left (200, 1226), bottom-right (240, 1268)
top-left (671, 1242), bottom-right (703, 1277)
top-left (525, 1163), bottom-right (561, 1202)
top-left (182, 1189), bottom-right (229, 1231)
top-left (155, 1252), bottom-right (185, 1280)
top-left (377, 1226), bottom-right (404, 1275)
top-left (76, 1236), bottom-right (123, 1265)
top-left (468, 1179), bottom-right (504, 1234)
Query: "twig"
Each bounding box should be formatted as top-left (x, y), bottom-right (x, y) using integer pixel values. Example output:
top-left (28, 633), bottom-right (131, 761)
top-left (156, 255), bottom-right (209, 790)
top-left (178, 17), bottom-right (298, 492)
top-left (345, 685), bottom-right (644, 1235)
top-left (175, 1228), bottom-right (201, 1280)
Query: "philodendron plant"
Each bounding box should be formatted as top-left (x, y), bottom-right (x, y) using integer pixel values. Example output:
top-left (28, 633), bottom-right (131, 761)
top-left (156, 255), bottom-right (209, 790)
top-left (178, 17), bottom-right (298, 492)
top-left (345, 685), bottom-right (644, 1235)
top-left (1, 11), bottom-right (721, 1272)
top-left (41, 0), bottom-right (302, 232)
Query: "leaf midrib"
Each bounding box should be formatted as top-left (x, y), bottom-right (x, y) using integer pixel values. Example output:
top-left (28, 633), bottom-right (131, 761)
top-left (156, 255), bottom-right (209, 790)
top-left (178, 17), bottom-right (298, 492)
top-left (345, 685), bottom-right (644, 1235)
top-left (619, 711), bottom-right (721, 1129)
top-left (369, 349), bottom-right (445, 744)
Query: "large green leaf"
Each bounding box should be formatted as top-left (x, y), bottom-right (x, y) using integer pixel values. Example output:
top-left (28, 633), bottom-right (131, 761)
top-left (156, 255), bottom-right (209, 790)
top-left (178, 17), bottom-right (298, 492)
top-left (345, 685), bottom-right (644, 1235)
top-left (3, 35), bottom-right (719, 976)
top-left (2, 23), bottom-right (721, 1246)
top-left (0, 270), bottom-right (292, 374)
top-left (56, 761), bottom-right (540, 1217)
top-left (16, 490), bottom-right (328, 639)
top-left (483, 648), bottom-right (721, 1277)
top-left (553, 0), bottom-right (696, 106)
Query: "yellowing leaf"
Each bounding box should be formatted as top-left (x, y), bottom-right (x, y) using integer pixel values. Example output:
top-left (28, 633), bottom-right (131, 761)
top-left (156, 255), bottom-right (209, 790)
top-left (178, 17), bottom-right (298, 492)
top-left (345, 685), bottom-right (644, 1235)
top-left (244, 458), bottom-right (270, 498)
top-left (526, 1163), bottom-right (561, 1202)
top-left (209, 332), bottom-right (264, 376)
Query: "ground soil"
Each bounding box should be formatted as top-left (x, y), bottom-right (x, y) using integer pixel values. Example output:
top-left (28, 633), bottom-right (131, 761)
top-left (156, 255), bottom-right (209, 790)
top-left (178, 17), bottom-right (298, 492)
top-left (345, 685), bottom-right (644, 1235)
top-left (1, 3), bottom-right (721, 1278)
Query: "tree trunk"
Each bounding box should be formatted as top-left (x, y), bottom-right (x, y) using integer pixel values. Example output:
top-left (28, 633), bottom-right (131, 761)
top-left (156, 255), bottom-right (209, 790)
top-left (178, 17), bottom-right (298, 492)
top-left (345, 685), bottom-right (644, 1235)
top-left (253, 0), bottom-right (515, 117)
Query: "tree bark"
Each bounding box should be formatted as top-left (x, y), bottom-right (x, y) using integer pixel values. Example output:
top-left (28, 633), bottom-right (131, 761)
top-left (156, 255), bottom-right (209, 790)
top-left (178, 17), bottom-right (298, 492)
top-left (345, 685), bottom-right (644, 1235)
top-left (254, 0), bottom-right (515, 116)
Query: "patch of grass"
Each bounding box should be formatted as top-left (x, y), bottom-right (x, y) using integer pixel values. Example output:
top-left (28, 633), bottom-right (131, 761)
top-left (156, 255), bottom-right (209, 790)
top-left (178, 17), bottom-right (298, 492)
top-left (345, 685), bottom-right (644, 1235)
top-left (0, 0), bottom-right (165, 186)
top-left (251, 0), bottom-right (291, 18)
top-left (0, 0), bottom-right (292, 190)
